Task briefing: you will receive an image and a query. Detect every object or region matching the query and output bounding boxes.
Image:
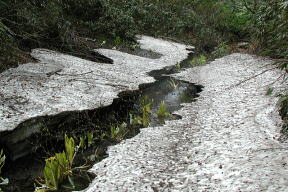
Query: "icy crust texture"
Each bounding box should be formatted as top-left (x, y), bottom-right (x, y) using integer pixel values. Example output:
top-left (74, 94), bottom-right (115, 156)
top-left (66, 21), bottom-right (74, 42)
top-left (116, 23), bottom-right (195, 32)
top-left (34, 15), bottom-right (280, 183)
top-left (0, 36), bottom-right (191, 132)
top-left (86, 53), bottom-right (288, 192)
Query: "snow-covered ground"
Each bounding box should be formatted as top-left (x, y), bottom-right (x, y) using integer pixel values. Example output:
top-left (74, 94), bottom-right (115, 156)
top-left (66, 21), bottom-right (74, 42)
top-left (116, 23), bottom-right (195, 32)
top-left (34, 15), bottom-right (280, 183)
top-left (0, 36), bottom-right (191, 132)
top-left (87, 53), bottom-right (288, 191)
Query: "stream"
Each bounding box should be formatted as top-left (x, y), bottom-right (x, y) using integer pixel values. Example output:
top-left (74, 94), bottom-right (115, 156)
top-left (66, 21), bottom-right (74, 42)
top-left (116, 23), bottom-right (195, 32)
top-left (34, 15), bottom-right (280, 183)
top-left (1, 52), bottom-right (202, 192)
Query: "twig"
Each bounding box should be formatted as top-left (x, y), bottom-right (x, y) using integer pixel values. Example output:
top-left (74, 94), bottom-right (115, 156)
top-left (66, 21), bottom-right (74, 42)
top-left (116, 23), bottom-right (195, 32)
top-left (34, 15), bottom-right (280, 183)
top-left (227, 66), bottom-right (278, 90)
top-left (253, 147), bottom-right (288, 152)
top-left (54, 71), bottom-right (94, 76)
top-left (46, 69), bottom-right (63, 77)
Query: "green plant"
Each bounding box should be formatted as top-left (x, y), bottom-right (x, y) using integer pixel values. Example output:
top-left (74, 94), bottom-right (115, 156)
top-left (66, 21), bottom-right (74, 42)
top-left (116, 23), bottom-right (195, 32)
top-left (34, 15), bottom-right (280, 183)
top-left (42, 157), bottom-right (62, 191)
top-left (0, 150), bottom-right (5, 176)
top-left (110, 122), bottom-right (128, 141)
top-left (211, 42), bottom-right (231, 59)
top-left (156, 101), bottom-right (171, 123)
top-left (131, 96), bottom-right (153, 127)
top-left (87, 132), bottom-right (94, 147)
top-left (79, 132), bottom-right (96, 150)
top-left (278, 89), bottom-right (288, 134)
top-left (253, 0), bottom-right (288, 58)
top-left (140, 96), bottom-right (153, 127)
top-left (175, 62), bottom-right (181, 71)
top-left (190, 55), bottom-right (207, 66)
top-left (168, 78), bottom-right (179, 90)
top-left (0, 150), bottom-right (8, 192)
top-left (36, 134), bottom-right (79, 191)
top-left (114, 36), bottom-right (122, 48)
top-left (266, 88), bottom-right (274, 96)
top-left (131, 116), bottom-right (143, 126)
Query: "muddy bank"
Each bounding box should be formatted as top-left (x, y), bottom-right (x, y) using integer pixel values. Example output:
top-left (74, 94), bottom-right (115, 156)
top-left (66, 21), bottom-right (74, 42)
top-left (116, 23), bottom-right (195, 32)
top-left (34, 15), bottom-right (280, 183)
top-left (86, 53), bottom-right (288, 192)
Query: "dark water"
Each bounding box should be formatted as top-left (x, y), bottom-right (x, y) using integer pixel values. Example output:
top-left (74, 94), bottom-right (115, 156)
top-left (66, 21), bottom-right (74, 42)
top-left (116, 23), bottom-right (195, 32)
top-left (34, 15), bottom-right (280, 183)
top-left (137, 76), bottom-right (201, 127)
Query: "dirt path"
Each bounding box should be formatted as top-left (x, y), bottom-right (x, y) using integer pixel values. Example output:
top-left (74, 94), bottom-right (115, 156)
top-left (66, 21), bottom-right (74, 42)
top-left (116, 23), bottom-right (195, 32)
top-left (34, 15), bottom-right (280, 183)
top-left (86, 53), bottom-right (288, 191)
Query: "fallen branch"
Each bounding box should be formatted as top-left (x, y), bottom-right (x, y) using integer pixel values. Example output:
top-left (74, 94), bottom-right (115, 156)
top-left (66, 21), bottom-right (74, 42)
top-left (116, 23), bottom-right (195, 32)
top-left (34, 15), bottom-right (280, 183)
top-left (227, 66), bottom-right (278, 90)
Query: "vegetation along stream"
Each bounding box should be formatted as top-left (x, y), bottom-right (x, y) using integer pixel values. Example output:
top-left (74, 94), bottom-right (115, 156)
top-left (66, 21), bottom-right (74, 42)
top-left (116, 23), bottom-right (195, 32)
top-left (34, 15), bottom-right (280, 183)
top-left (0, 52), bottom-right (203, 192)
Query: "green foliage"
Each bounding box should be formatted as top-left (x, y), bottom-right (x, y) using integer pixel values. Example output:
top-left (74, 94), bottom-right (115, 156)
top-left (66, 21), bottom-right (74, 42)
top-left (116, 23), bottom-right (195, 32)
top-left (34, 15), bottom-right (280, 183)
top-left (131, 115), bottom-right (144, 126)
top-left (0, 0), bottom-right (105, 71)
top-left (0, 150), bottom-right (4, 175)
top-left (139, 96), bottom-right (153, 127)
top-left (252, 0), bottom-right (288, 58)
top-left (64, 134), bottom-right (75, 167)
top-left (211, 42), bottom-right (231, 59)
top-left (0, 21), bottom-right (20, 71)
top-left (168, 78), bottom-right (179, 90)
top-left (87, 132), bottom-right (94, 148)
top-left (266, 88), bottom-right (274, 96)
top-left (79, 132), bottom-right (96, 149)
top-left (249, 0), bottom-right (288, 135)
top-left (43, 157), bottom-right (62, 191)
top-left (131, 96), bottom-right (153, 127)
top-left (0, 150), bottom-right (8, 192)
top-left (0, 0), bottom-right (268, 71)
top-left (110, 122), bottom-right (128, 141)
top-left (175, 62), bottom-right (181, 72)
top-left (156, 101), bottom-right (171, 123)
top-left (37, 134), bottom-right (78, 191)
top-left (114, 36), bottom-right (122, 48)
top-left (190, 55), bottom-right (206, 66)
top-left (278, 89), bottom-right (288, 134)
top-left (55, 152), bottom-right (71, 176)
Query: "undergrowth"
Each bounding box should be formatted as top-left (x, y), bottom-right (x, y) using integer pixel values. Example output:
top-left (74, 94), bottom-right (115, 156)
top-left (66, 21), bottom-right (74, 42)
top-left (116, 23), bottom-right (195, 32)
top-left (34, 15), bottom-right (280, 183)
top-left (0, 0), bottom-right (252, 72)
top-left (0, 1), bottom-right (287, 136)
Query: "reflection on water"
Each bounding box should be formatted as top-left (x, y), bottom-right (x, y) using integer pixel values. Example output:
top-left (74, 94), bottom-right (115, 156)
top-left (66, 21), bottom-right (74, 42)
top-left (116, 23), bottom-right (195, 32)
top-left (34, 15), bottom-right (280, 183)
top-left (135, 76), bottom-right (201, 127)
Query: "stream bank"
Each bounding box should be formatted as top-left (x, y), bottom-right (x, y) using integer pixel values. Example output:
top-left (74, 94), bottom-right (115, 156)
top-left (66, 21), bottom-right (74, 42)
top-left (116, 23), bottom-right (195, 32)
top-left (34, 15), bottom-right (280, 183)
top-left (0, 36), bottom-right (202, 191)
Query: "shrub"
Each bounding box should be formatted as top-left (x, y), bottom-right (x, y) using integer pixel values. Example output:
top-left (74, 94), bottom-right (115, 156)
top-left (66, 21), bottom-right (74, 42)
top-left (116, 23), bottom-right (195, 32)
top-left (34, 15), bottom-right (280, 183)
top-left (252, 0), bottom-right (288, 59)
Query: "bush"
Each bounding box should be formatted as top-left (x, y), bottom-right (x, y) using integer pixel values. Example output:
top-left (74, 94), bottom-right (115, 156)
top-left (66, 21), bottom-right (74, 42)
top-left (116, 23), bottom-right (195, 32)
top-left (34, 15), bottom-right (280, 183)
top-left (252, 0), bottom-right (288, 59)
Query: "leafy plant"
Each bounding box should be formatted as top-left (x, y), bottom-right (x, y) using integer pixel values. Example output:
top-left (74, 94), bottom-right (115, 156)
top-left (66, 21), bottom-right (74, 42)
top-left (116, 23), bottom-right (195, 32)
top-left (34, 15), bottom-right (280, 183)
top-left (190, 55), bottom-right (206, 66)
top-left (168, 78), bottom-right (179, 90)
top-left (278, 89), bottom-right (288, 134)
top-left (114, 36), bottom-right (122, 48)
top-left (42, 157), bottom-right (62, 191)
top-left (139, 96), bottom-right (153, 127)
top-left (175, 62), bottom-right (181, 72)
top-left (0, 150), bottom-right (5, 176)
top-left (252, 0), bottom-right (288, 59)
top-left (87, 132), bottom-right (94, 148)
top-left (36, 134), bottom-right (79, 191)
top-left (79, 132), bottom-right (96, 150)
top-left (0, 150), bottom-right (8, 192)
top-left (111, 122), bottom-right (128, 141)
top-left (211, 42), bottom-right (231, 59)
top-left (156, 101), bottom-right (171, 123)
top-left (64, 134), bottom-right (75, 167)
top-left (131, 115), bottom-right (144, 126)
top-left (266, 88), bottom-right (274, 96)
top-left (131, 96), bottom-right (153, 127)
